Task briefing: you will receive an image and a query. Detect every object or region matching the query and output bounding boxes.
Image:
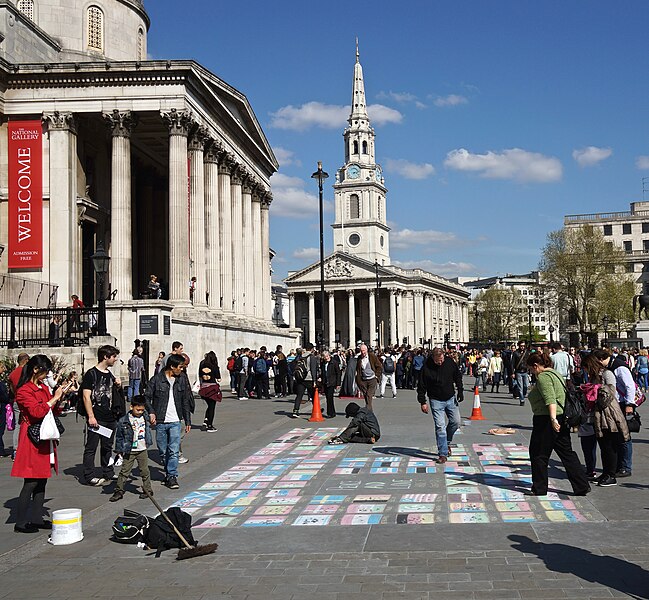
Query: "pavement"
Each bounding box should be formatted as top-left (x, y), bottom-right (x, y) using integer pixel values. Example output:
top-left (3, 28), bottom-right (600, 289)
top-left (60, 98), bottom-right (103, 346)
top-left (0, 378), bottom-right (648, 600)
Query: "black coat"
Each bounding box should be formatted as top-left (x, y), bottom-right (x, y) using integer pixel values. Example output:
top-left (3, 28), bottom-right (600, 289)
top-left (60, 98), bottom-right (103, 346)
top-left (417, 355), bottom-right (464, 404)
top-left (320, 359), bottom-right (341, 388)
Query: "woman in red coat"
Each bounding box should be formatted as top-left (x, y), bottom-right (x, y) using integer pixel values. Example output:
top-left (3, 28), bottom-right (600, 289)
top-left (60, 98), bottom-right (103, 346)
top-left (11, 355), bottom-right (66, 533)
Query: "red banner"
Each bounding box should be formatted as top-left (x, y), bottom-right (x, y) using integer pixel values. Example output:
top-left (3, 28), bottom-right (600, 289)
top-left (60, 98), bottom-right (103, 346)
top-left (8, 120), bottom-right (43, 270)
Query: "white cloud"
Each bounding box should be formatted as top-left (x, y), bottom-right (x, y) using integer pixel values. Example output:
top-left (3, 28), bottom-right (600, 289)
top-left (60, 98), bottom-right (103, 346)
top-left (377, 90), bottom-right (418, 103)
top-left (269, 102), bottom-right (402, 131)
top-left (636, 156), bottom-right (649, 170)
top-left (391, 229), bottom-right (458, 249)
top-left (433, 94), bottom-right (468, 107)
top-left (444, 148), bottom-right (562, 183)
top-left (572, 146), bottom-right (612, 167)
top-left (385, 159), bottom-right (435, 180)
top-left (393, 259), bottom-right (477, 277)
top-left (270, 173), bottom-right (333, 218)
top-left (292, 247), bottom-right (320, 260)
top-left (273, 146), bottom-right (300, 167)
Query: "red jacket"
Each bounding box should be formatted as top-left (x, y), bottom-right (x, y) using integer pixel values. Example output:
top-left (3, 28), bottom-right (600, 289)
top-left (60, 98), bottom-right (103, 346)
top-left (11, 382), bottom-right (61, 479)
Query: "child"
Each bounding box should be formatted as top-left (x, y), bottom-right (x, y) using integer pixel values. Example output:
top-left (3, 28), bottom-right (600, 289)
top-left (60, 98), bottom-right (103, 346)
top-left (110, 396), bottom-right (153, 501)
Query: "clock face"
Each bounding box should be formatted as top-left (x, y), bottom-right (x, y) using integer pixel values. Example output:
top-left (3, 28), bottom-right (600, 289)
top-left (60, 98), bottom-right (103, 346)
top-left (347, 165), bottom-right (360, 179)
top-left (375, 166), bottom-right (382, 180)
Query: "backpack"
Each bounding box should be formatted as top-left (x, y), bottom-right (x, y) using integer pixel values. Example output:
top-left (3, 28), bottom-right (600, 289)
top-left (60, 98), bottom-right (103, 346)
top-left (254, 357), bottom-right (267, 374)
top-left (383, 356), bottom-right (395, 374)
top-left (234, 356), bottom-right (243, 372)
top-left (293, 356), bottom-right (309, 382)
top-left (227, 356), bottom-right (236, 372)
top-left (549, 372), bottom-right (587, 427)
top-left (111, 509), bottom-right (150, 544)
top-left (143, 507), bottom-right (196, 558)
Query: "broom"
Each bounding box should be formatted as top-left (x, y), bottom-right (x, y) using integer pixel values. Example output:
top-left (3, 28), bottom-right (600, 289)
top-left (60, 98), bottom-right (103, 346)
top-left (143, 490), bottom-right (218, 560)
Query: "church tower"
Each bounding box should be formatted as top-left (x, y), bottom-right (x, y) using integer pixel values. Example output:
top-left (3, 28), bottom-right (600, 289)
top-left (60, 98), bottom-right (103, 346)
top-left (332, 42), bottom-right (390, 265)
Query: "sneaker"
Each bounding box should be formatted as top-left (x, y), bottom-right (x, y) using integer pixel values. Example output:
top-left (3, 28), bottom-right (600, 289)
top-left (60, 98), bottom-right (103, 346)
top-left (178, 454), bottom-right (189, 464)
top-left (14, 524), bottom-right (39, 534)
top-left (107, 456), bottom-right (115, 467)
top-left (109, 491), bottom-right (124, 502)
top-left (206, 426), bottom-right (218, 432)
top-left (615, 469), bottom-right (632, 478)
top-left (139, 491), bottom-right (153, 499)
top-left (328, 437), bottom-right (344, 445)
top-left (290, 411), bottom-right (299, 418)
top-left (597, 475), bottom-right (617, 487)
top-left (586, 472), bottom-right (598, 481)
top-left (200, 424), bottom-right (208, 432)
top-left (238, 397), bottom-right (248, 400)
top-left (436, 456), bottom-right (448, 464)
top-left (519, 400), bottom-right (525, 406)
top-left (167, 476), bottom-right (179, 489)
top-left (88, 477), bottom-right (107, 486)
top-left (392, 394), bottom-right (397, 398)
top-left (114, 456), bottom-right (123, 468)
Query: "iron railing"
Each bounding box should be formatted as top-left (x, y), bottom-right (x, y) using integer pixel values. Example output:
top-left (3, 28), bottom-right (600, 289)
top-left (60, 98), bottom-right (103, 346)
top-left (0, 307), bottom-right (98, 348)
top-left (0, 273), bottom-right (58, 308)
top-left (565, 210), bottom-right (649, 224)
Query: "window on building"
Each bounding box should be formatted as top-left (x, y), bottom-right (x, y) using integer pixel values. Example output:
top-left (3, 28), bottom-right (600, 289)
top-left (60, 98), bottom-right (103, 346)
top-left (603, 224), bottom-right (613, 236)
top-left (349, 194), bottom-right (360, 219)
top-left (643, 223), bottom-right (649, 233)
top-left (87, 6), bottom-right (104, 52)
top-left (352, 140), bottom-right (358, 155)
top-left (644, 239), bottom-right (649, 252)
top-left (523, 290), bottom-right (528, 295)
top-left (362, 141), bottom-right (368, 154)
top-left (17, 0), bottom-right (33, 20)
top-left (624, 241), bottom-right (633, 253)
top-left (377, 197), bottom-right (381, 220)
top-left (623, 223), bottom-right (632, 235)
top-left (137, 28), bottom-right (145, 61)
top-left (626, 263), bottom-right (635, 273)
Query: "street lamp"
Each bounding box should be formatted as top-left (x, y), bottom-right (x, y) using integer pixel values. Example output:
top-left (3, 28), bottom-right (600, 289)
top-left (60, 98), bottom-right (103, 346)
top-left (548, 324), bottom-right (555, 343)
top-left (602, 314), bottom-right (610, 347)
top-left (311, 161), bottom-right (329, 350)
top-left (91, 242), bottom-right (110, 337)
top-left (374, 260), bottom-right (382, 348)
top-left (527, 304), bottom-right (533, 347)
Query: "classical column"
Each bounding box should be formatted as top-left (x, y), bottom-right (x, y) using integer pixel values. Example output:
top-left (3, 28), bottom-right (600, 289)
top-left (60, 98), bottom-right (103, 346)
top-left (230, 167), bottom-right (244, 314)
top-left (348, 290), bottom-right (356, 348)
top-left (204, 144), bottom-right (221, 310)
top-left (414, 290), bottom-right (424, 345)
top-left (260, 194), bottom-right (272, 320)
top-left (308, 291), bottom-right (316, 345)
top-left (368, 290), bottom-right (376, 347)
top-left (218, 155), bottom-right (233, 311)
top-left (328, 291), bottom-right (336, 349)
top-left (252, 192), bottom-right (263, 317)
top-left (188, 126), bottom-right (208, 306)
top-left (242, 178), bottom-right (254, 316)
top-left (161, 109), bottom-right (192, 303)
top-left (389, 288), bottom-right (397, 345)
top-left (43, 112), bottom-right (78, 301)
top-left (103, 110), bottom-right (136, 301)
top-left (288, 292), bottom-right (296, 328)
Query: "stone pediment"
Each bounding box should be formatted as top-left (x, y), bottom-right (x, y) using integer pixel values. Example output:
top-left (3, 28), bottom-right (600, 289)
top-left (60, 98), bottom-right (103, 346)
top-left (285, 252), bottom-right (382, 285)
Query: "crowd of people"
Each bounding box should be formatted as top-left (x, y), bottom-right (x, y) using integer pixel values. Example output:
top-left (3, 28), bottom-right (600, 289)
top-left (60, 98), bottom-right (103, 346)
top-left (0, 337), bottom-right (643, 534)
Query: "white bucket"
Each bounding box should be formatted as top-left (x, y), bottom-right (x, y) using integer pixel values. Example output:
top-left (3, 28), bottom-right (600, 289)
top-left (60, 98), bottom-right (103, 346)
top-left (49, 508), bottom-right (83, 545)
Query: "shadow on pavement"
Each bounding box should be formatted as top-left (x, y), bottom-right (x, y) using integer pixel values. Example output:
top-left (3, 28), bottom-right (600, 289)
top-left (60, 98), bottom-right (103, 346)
top-left (509, 534), bottom-right (649, 600)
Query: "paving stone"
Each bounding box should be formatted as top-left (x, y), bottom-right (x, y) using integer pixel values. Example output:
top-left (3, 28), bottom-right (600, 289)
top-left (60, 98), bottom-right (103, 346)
top-left (449, 581), bottom-right (495, 591)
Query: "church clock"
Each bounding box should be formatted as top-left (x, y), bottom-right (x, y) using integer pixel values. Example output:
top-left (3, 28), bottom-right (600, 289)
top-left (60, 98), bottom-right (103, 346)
top-left (347, 165), bottom-right (360, 179)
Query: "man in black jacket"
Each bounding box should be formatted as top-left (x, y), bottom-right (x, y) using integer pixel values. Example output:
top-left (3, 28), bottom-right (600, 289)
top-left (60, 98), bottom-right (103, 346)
top-left (144, 354), bottom-right (192, 489)
top-left (320, 350), bottom-right (341, 418)
top-left (329, 402), bottom-right (380, 444)
top-left (417, 348), bottom-right (464, 464)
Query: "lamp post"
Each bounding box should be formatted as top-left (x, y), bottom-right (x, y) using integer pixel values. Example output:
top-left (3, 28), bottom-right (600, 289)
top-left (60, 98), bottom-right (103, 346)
top-left (527, 304), bottom-right (533, 347)
top-left (91, 242), bottom-right (110, 337)
top-left (374, 260), bottom-right (382, 348)
top-left (602, 314), bottom-right (610, 348)
top-left (311, 161), bottom-right (329, 350)
top-left (548, 324), bottom-right (555, 343)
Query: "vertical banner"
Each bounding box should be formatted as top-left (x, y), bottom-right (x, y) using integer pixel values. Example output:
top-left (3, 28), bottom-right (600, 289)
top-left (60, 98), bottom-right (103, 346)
top-left (8, 120), bottom-right (43, 269)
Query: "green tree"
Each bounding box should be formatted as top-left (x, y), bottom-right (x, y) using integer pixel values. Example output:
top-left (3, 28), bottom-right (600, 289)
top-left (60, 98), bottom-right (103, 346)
top-left (472, 287), bottom-right (526, 342)
top-left (539, 225), bottom-right (628, 344)
top-left (593, 277), bottom-right (636, 337)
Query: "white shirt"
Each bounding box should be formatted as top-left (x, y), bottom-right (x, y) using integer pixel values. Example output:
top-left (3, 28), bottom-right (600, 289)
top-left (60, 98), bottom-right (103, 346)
top-left (164, 375), bottom-right (180, 423)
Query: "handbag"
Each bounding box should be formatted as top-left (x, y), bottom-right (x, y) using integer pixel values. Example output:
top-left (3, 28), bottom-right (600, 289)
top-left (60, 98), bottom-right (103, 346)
top-left (626, 410), bottom-right (641, 434)
top-left (5, 403), bottom-right (15, 431)
top-left (191, 379), bottom-right (200, 394)
top-left (27, 409), bottom-right (65, 445)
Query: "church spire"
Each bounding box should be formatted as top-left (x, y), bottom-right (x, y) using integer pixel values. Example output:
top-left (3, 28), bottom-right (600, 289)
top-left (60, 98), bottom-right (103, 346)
top-left (349, 39), bottom-right (369, 123)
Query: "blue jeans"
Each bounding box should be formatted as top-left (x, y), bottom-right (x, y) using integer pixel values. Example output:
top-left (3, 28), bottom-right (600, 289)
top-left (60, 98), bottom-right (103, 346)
top-left (128, 379), bottom-right (140, 400)
top-left (430, 396), bottom-right (461, 457)
top-left (515, 373), bottom-right (529, 402)
top-left (155, 421), bottom-right (182, 478)
top-left (618, 439), bottom-right (632, 472)
top-left (638, 371), bottom-right (648, 390)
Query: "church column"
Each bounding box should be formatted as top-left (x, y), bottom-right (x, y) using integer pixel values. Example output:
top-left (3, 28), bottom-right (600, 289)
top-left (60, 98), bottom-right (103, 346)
top-left (242, 177), bottom-right (254, 316)
top-left (348, 290), bottom-right (356, 348)
top-left (288, 292), bottom-right (296, 328)
top-left (204, 143), bottom-right (221, 310)
top-left (308, 291), bottom-right (316, 345)
top-left (389, 288), bottom-right (397, 345)
top-left (368, 289), bottom-right (376, 347)
top-left (230, 167), bottom-right (244, 314)
top-left (423, 293), bottom-right (430, 342)
top-left (260, 194), bottom-right (272, 320)
top-left (218, 155), bottom-right (234, 311)
top-left (328, 291), bottom-right (336, 349)
top-left (103, 110), bottom-right (136, 301)
top-left (43, 112), bottom-right (78, 301)
top-left (161, 109), bottom-right (192, 303)
top-left (463, 303), bottom-right (470, 342)
top-left (252, 191), bottom-right (263, 317)
top-left (188, 126), bottom-right (208, 307)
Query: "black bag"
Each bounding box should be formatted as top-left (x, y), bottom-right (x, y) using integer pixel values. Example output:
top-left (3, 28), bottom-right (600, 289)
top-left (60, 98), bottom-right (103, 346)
top-left (293, 357), bottom-right (309, 382)
top-left (27, 414), bottom-right (65, 445)
top-left (112, 509), bottom-right (150, 544)
top-left (550, 372), bottom-right (587, 427)
top-left (144, 507), bottom-right (196, 558)
top-left (383, 356), bottom-right (395, 374)
top-left (111, 383), bottom-right (127, 419)
top-left (626, 410), bottom-right (642, 434)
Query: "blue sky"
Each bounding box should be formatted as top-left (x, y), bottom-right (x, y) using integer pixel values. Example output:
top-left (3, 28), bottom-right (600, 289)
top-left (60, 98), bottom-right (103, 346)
top-left (146, 1), bottom-right (649, 281)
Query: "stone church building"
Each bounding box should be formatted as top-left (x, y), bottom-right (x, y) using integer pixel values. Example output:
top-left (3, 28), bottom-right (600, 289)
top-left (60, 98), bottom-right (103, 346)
top-left (0, 0), bottom-right (298, 363)
top-left (285, 49), bottom-right (469, 349)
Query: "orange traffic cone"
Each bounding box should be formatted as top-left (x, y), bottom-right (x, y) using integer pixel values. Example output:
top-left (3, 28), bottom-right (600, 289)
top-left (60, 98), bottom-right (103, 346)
top-left (309, 387), bottom-right (325, 422)
top-left (469, 386), bottom-right (485, 420)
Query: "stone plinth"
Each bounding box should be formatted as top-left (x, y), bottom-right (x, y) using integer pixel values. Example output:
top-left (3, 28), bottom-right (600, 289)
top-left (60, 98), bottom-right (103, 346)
top-left (633, 321), bottom-right (649, 347)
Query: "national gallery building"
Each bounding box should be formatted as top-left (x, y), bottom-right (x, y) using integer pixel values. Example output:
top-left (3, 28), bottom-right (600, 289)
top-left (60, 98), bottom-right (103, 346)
top-left (0, 0), bottom-right (298, 362)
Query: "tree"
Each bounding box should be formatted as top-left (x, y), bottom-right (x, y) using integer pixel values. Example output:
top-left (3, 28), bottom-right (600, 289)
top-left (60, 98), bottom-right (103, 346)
top-left (539, 225), bottom-right (628, 344)
top-left (593, 277), bottom-right (636, 337)
top-left (472, 286), bottom-right (526, 342)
